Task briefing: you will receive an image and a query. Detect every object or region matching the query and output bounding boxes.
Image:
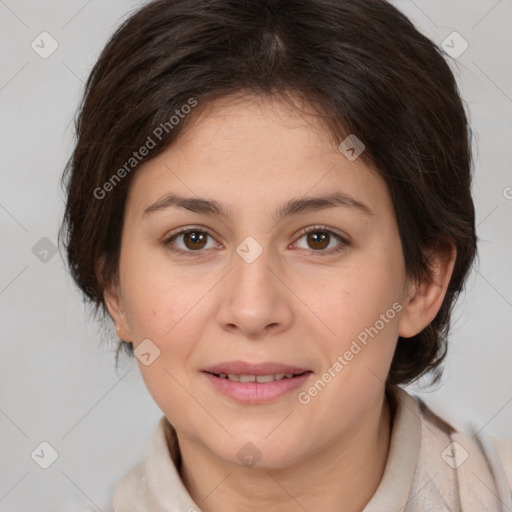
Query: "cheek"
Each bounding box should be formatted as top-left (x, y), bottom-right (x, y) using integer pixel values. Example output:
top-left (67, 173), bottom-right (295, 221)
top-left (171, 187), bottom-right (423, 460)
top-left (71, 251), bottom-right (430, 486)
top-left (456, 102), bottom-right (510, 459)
top-left (303, 254), bottom-right (403, 392)
top-left (301, 270), bottom-right (401, 417)
top-left (120, 245), bottom-right (204, 338)
top-left (319, 260), bottom-right (402, 338)
top-left (120, 264), bottom-right (207, 422)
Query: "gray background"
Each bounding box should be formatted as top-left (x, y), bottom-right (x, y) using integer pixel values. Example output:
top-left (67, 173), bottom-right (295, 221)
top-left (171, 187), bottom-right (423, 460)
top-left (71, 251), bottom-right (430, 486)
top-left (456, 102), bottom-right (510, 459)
top-left (1, 0), bottom-right (511, 510)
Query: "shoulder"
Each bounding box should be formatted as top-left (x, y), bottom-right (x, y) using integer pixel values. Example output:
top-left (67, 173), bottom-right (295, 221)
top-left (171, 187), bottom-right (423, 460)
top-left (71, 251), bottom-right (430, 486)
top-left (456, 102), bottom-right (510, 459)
top-left (113, 460), bottom-right (145, 512)
top-left (112, 416), bottom-right (200, 512)
top-left (491, 435), bottom-right (512, 491)
top-left (396, 386), bottom-right (512, 511)
top-left (112, 417), bottom-right (165, 512)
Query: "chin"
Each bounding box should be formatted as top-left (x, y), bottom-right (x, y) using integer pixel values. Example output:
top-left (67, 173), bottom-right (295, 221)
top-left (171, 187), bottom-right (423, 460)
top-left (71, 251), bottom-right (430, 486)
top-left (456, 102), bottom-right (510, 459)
top-left (212, 436), bottom-right (307, 471)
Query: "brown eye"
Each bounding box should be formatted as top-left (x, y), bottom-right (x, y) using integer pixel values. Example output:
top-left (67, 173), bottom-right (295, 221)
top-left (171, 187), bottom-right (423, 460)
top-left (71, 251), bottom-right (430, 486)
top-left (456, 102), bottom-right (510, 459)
top-left (182, 231), bottom-right (208, 250)
top-left (164, 228), bottom-right (217, 256)
top-left (305, 231), bottom-right (330, 250)
top-left (294, 226), bottom-right (349, 255)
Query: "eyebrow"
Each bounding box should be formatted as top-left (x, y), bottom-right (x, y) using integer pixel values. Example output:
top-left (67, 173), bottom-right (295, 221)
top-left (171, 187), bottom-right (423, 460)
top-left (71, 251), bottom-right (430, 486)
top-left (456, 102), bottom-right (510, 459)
top-left (142, 191), bottom-right (374, 221)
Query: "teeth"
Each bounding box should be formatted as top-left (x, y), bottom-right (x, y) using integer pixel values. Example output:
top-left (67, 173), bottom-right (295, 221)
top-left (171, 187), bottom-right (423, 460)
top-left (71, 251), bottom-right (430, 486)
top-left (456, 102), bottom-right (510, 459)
top-left (256, 374), bottom-right (274, 383)
top-left (216, 372), bottom-right (300, 382)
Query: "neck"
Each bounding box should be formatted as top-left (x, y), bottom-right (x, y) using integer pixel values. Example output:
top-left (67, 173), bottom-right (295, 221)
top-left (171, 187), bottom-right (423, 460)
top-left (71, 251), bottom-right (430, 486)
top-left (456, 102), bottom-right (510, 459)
top-left (177, 390), bottom-right (392, 512)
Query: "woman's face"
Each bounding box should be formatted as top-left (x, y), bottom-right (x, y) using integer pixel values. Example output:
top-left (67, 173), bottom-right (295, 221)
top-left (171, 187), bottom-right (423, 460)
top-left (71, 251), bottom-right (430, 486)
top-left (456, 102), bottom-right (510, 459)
top-left (106, 93), bottom-right (413, 468)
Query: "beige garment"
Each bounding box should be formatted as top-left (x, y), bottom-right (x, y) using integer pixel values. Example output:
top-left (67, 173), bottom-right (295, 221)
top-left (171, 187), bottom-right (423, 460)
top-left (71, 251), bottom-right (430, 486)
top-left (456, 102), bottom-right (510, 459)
top-left (113, 385), bottom-right (512, 511)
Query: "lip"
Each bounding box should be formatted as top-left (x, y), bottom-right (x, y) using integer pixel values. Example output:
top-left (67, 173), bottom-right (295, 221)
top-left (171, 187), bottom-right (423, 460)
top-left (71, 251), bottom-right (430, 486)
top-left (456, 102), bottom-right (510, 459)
top-left (202, 372), bottom-right (312, 404)
top-left (202, 360), bottom-right (310, 375)
top-left (201, 360), bottom-right (313, 404)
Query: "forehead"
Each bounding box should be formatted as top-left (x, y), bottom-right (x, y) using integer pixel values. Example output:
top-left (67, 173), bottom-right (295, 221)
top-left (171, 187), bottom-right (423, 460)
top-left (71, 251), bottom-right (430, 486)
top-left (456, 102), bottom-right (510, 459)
top-left (125, 93), bottom-right (391, 221)
top-left (166, 93), bottom-right (343, 165)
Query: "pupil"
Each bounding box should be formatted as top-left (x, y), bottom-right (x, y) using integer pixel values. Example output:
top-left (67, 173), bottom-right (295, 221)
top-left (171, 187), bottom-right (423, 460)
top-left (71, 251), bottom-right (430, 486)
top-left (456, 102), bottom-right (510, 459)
top-left (308, 231), bottom-right (329, 250)
top-left (186, 231), bottom-right (206, 249)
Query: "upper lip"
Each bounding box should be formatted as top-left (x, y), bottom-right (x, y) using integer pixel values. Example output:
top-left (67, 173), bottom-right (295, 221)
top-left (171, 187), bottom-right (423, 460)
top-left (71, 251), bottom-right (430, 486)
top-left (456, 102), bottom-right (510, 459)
top-left (203, 360), bottom-right (311, 375)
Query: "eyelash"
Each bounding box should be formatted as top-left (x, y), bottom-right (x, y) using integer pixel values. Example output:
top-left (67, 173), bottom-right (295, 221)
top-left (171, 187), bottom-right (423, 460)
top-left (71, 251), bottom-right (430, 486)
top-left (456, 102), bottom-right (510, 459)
top-left (162, 225), bottom-right (350, 258)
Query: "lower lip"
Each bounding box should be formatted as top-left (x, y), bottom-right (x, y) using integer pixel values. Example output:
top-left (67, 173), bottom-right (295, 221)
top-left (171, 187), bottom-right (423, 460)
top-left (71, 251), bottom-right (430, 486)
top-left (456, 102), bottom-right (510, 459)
top-left (202, 371), bottom-right (312, 404)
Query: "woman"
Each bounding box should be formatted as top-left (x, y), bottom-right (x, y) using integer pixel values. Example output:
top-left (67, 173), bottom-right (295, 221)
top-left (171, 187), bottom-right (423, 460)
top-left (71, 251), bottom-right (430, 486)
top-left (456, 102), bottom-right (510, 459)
top-left (59, 0), bottom-right (512, 510)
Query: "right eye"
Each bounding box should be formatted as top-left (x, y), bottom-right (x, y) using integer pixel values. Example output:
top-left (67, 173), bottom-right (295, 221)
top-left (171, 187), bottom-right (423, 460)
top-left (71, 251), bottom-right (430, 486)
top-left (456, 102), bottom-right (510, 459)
top-left (163, 228), bottom-right (220, 257)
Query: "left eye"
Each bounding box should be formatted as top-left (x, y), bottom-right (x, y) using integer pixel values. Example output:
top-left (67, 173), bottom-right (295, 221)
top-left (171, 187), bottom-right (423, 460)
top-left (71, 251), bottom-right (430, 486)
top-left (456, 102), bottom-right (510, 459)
top-left (163, 226), bottom-right (349, 256)
top-left (294, 227), bottom-right (348, 253)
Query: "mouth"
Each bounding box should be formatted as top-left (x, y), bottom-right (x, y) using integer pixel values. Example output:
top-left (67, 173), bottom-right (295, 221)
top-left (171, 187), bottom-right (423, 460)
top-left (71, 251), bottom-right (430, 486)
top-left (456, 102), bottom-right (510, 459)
top-left (205, 371), bottom-right (310, 383)
top-left (201, 361), bottom-right (313, 404)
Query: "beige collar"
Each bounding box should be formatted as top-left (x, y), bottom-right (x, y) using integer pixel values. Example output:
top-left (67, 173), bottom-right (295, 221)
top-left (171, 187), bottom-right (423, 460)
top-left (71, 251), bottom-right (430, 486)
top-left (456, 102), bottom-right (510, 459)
top-left (113, 385), bottom-right (512, 511)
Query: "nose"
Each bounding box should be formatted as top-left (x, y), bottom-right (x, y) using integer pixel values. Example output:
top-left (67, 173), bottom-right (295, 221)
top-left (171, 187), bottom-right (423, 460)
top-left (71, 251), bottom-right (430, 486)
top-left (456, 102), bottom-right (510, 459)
top-left (215, 241), bottom-right (294, 339)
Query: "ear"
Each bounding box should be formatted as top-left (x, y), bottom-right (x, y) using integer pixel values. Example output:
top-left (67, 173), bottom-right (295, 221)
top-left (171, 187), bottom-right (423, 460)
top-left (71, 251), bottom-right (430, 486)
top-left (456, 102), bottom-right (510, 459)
top-left (96, 255), bottom-right (132, 343)
top-left (398, 242), bottom-right (457, 338)
top-left (104, 281), bottom-right (132, 342)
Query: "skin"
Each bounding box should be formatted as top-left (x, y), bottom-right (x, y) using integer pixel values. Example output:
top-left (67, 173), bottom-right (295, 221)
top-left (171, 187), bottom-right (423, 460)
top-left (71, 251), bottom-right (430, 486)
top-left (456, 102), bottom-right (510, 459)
top-left (104, 92), bottom-right (456, 512)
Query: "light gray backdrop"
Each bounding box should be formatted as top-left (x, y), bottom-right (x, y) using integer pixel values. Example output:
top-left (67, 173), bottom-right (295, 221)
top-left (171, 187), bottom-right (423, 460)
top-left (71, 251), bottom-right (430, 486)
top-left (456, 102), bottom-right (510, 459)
top-left (1, 1), bottom-right (511, 510)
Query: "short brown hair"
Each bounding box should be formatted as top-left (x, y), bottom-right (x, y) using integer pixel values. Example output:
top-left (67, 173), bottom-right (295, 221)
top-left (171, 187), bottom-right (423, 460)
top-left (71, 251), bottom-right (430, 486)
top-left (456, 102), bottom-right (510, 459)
top-left (59, 0), bottom-right (477, 387)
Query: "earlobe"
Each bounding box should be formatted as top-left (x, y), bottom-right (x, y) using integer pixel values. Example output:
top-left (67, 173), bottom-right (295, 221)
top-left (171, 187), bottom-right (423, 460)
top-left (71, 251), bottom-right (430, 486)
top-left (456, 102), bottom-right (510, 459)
top-left (104, 283), bottom-right (132, 342)
top-left (398, 242), bottom-right (457, 338)
top-left (96, 255), bottom-right (132, 342)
